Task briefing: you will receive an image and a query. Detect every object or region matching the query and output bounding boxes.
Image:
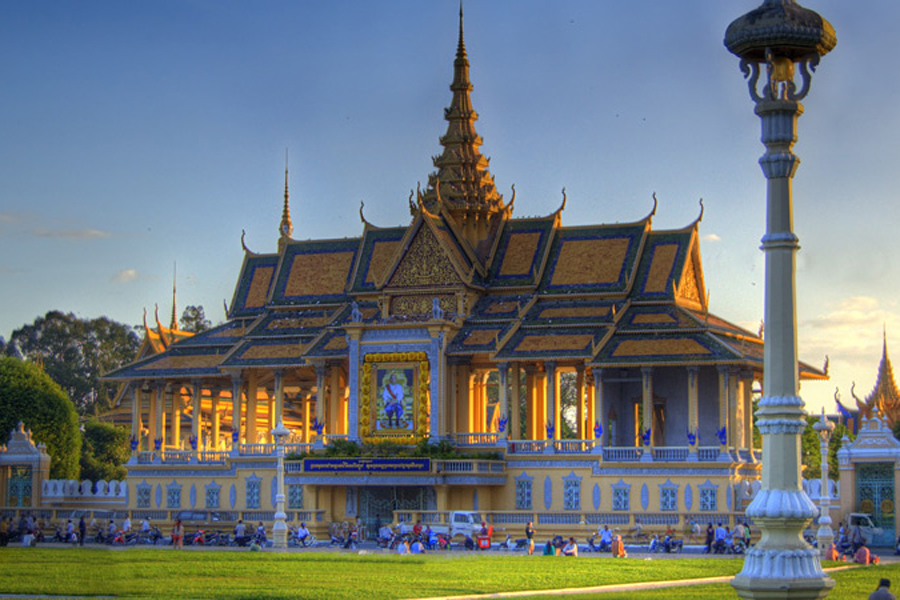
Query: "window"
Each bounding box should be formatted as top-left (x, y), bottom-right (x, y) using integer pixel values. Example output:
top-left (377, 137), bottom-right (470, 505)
top-left (246, 478), bottom-right (261, 509)
top-left (563, 479), bottom-right (581, 511)
top-left (166, 484), bottom-right (182, 509)
top-left (660, 487), bottom-right (677, 511)
top-left (612, 480), bottom-right (631, 511)
top-left (205, 486), bottom-right (220, 509)
top-left (699, 480), bottom-right (718, 512)
top-left (136, 484), bottom-right (151, 509)
top-left (288, 485), bottom-right (303, 510)
top-left (515, 479), bottom-right (532, 510)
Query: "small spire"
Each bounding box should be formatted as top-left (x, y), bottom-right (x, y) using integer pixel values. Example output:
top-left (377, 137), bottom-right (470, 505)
top-left (458, 1), bottom-right (466, 59)
top-left (279, 149), bottom-right (293, 250)
top-left (170, 262), bottom-right (178, 330)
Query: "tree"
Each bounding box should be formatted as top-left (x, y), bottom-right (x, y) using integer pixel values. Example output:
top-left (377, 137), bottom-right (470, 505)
top-left (0, 356), bottom-right (81, 479)
top-left (9, 311), bottom-right (140, 416)
top-left (80, 420), bottom-right (130, 482)
top-left (801, 415), bottom-right (854, 481)
top-left (180, 305), bottom-right (211, 333)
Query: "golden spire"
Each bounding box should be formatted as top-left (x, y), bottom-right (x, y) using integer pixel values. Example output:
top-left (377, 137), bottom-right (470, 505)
top-left (279, 149), bottom-right (293, 252)
top-left (170, 262), bottom-right (178, 330)
top-left (421, 3), bottom-right (505, 253)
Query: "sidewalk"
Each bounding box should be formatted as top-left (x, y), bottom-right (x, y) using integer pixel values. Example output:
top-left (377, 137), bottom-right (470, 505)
top-left (404, 566), bottom-right (859, 600)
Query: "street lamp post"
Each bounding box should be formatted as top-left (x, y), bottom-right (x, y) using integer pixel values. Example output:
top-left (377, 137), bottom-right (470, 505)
top-left (813, 408), bottom-right (835, 558)
top-left (724, 1), bottom-right (836, 598)
top-left (271, 420), bottom-right (290, 549)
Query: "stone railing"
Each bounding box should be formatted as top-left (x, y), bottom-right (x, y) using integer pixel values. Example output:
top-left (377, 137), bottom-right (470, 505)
top-left (42, 479), bottom-right (128, 502)
top-left (456, 432), bottom-right (500, 447)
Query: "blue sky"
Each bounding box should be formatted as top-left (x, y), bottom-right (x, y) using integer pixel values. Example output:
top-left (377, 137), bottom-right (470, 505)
top-left (2, 1), bottom-right (898, 414)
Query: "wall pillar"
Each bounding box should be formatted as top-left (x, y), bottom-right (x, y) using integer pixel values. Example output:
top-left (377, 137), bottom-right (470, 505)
top-left (314, 363), bottom-right (326, 447)
top-left (575, 365), bottom-right (585, 439)
top-left (545, 362), bottom-right (558, 440)
top-left (525, 366), bottom-right (536, 440)
top-left (742, 370), bottom-right (755, 456)
top-left (129, 385), bottom-right (139, 456)
top-left (535, 368), bottom-right (547, 440)
top-left (498, 362), bottom-right (509, 440)
top-left (687, 367), bottom-right (700, 459)
top-left (190, 379), bottom-right (201, 456)
top-left (510, 364), bottom-right (521, 440)
top-left (211, 388), bottom-right (221, 451)
top-left (246, 370), bottom-right (259, 444)
top-left (167, 383), bottom-right (180, 450)
top-left (728, 367), bottom-right (742, 449)
top-left (274, 369), bottom-right (285, 433)
top-left (593, 369), bottom-right (605, 451)
top-left (230, 375), bottom-right (243, 456)
top-left (717, 367), bottom-right (730, 457)
top-left (641, 367), bottom-right (653, 461)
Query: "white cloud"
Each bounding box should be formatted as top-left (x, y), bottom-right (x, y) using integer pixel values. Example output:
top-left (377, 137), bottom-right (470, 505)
top-left (701, 233), bottom-right (721, 242)
top-left (112, 269), bottom-right (140, 283)
top-left (33, 227), bottom-right (110, 240)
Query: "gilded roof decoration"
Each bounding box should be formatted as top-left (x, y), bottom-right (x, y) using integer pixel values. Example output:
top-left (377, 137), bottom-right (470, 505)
top-left (447, 322), bottom-right (516, 356)
top-left (270, 239), bottom-right (359, 305)
top-left (387, 222), bottom-right (464, 289)
top-left (246, 308), bottom-right (338, 337)
top-left (539, 224), bottom-right (646, 294)
top-left (853, 334), bottom-right (900, 426)
top-left (488, 218), bottom-right (555, 288)
top-left (220, 337), bottom-right (309, 368)
top-left (229, 254), bottom-right (279, 318)
top-left (494, 327), bottom-right (606, 360)
top-left (632, 230), bottom-right (692, 301)
top-left (350, 226), bottom-right (406, 292)
top-left (305, 330), bottom-right (350, 359)
top-left (419, 7), bottom-right (506, 252)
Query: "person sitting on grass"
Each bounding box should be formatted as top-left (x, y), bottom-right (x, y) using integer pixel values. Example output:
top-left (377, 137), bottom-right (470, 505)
top-left (543, 540), bottom-right (555, 556)
top-left (855, 543), bottom-right (872, 565)
top-left (397, 539), bottom-right (410, 555)
top-left (411, 538), bottom-right (426, 554)
top-left (648, 534), bottom-right (660, 553)
top-left (562, 537), bottom-right (578, 557)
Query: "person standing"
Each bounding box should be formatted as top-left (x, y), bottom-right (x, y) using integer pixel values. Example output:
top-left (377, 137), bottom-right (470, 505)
top-left (870, 578), bottom-right (896, 600)
top-left (0, 517), bottom-right (8, 546)
top-left (704, 523), bottom-right (714, 554)
top-left (525, 521), bottom-right (535, 555)
top-left (78, 516), bottom-right (86, 546)
top-left (172, 519), bottom-right (184, 549)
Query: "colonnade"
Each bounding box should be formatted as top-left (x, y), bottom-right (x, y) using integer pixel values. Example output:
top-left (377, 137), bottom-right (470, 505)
top-left (129, 362), bottom-right (350, 454)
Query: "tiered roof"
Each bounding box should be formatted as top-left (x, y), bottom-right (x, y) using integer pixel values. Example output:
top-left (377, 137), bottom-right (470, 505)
top-left (103, 10), bottom-right (824, 384)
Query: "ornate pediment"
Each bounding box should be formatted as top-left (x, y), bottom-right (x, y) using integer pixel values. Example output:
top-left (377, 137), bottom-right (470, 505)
top-left (387, 224), bottom-right (464, 289)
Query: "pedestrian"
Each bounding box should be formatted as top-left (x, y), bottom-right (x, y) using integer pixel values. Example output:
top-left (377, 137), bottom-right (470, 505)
top-left (525, 521), bottom-right (535, 555)
top-left (871, 578), bottom-right (896, 600)
top-left (172, 519), bottom-right (184, 549)
top-left (0, 517), bottom-right (8, 546)
top-left (78, 516), bottom-right (86, 546)
top-left (704, 523), bottom-right (714, 554)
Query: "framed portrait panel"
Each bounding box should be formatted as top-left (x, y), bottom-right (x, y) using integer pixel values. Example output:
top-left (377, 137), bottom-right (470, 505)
top-left (359, 352), bottom-right (430, 443)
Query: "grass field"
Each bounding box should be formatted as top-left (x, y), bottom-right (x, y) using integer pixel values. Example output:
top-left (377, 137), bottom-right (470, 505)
top-left (0, 548), bottom-right (894, 600)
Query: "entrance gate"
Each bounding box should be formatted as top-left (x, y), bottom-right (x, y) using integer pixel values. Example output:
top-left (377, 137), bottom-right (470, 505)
top-left (358, 487), bottom-right (431, 535)
top-left (857, 462), bottom-right (895, 547)
top-left (7, 466), bottom-right (32, 507)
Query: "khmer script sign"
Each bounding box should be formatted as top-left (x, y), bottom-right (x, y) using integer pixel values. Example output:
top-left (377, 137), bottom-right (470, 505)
top-left (304, 458), bottom-right (431, 473)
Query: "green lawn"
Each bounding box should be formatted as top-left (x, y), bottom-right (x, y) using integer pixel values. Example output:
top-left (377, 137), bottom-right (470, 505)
top-left (0, 548), bottom-right (890, 600)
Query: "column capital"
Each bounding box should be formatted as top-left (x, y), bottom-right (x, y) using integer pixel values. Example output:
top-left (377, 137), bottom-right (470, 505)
top-left (641, 366), bottom-right (653, 376)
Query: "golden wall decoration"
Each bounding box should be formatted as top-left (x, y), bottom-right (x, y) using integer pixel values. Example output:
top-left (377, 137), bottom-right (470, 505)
top-left (359, 352), bottom-right (430, 444)
top-left (391, 294), bottom-right (455, 317)
top-left (388, 226), bottom-right (459, 288)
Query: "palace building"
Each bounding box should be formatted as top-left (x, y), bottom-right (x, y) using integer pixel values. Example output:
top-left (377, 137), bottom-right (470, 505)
top-left (79, 11), bottom-right (830, 536)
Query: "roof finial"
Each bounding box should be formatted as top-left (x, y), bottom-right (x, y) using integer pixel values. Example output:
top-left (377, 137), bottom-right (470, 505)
top-left (170, 262), bottom-right (178, 330)
top-left (279, 149), bottom-right (293, 249)
top-left (458, 0), bottom-right (466, 59)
